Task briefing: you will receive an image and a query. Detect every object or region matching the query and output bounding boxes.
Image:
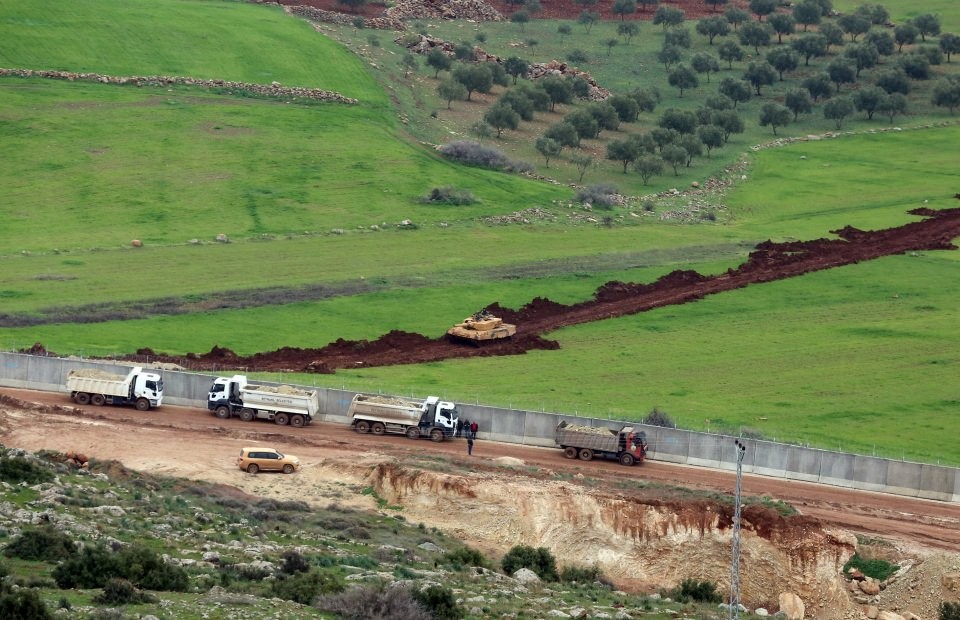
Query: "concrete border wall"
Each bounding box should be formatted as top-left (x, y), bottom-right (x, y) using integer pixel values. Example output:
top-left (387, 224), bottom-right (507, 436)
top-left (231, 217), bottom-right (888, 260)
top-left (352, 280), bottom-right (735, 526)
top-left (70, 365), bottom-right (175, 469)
top-left (1, 353), bottom-right (956, 502)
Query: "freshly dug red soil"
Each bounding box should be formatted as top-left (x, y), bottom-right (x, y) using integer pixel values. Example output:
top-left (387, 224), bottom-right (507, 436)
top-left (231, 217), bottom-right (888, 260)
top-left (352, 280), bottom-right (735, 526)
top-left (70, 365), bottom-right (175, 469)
top-left (82, 204), bottom-right (960, 374)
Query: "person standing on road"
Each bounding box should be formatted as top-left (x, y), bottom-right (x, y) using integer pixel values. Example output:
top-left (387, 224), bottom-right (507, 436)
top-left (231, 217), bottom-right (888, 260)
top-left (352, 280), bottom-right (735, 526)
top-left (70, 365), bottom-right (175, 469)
top-left (467, 436), bottom-right (474, 455)
top-left (470, 420), bottom-right (478, 439)
top-left (462, 419), bottom-right (470, 439)
top-left (455, 418), bottom-right (463, 438)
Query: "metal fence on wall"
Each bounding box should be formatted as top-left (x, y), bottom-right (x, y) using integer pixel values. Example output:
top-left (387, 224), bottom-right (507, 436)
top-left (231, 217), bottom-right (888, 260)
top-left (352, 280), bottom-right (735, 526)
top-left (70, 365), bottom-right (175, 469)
top-left (1, 352), bottom-right (956, 503)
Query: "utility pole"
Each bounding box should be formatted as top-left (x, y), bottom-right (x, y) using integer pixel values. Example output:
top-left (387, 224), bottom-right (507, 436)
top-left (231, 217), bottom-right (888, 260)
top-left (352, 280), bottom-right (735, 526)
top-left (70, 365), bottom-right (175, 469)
top-left (729, 439), bottom-right (746, 620)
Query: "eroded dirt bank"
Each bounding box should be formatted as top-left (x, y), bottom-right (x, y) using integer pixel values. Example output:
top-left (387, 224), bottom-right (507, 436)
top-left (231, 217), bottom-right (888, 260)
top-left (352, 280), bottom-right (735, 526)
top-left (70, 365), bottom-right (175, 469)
top-left (1, 390), bottom-right (957, 618)
top-left (83, 205), bottom-right (960, 374)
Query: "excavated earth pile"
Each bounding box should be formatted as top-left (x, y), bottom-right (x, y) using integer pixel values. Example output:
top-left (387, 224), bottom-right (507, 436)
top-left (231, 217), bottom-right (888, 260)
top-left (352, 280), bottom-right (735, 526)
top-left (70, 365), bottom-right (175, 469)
top-left (84, 205), bottom-right (960, 374)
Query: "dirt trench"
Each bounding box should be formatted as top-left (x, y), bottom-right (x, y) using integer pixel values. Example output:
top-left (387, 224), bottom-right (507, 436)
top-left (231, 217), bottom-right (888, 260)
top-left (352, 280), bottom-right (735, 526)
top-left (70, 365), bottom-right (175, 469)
top-left (73, 204), bottom-right (960, 374)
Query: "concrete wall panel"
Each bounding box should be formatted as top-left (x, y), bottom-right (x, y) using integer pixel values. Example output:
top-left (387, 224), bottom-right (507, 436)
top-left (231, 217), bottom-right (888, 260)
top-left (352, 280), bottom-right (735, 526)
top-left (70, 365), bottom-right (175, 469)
top-left (0, 353), bottom-right (957, 502)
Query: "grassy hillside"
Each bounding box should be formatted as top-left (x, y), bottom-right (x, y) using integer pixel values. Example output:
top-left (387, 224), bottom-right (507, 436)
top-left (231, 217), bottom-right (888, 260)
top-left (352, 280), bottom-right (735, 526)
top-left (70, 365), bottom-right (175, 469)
top-left (1, 0), bottom-right (958, 465)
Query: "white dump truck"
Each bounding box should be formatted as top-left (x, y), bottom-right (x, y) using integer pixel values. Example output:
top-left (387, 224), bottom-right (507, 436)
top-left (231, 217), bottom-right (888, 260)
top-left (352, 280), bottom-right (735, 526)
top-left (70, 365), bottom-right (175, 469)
top-left (555, 421), bottom-right (647, 466)
top-left (66, 366), bottom-right (163, 411)
top-left (347, 393), bottom-right (458, 442)
top-left (207, 375), bottom-right (319, 428)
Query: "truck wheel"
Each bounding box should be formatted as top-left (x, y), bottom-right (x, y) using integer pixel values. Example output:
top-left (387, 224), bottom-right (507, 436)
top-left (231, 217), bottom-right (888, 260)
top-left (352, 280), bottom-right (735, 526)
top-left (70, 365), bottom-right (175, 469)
top-left (430, 429), bottom-right (444, 442)
top-left (275, 413), bottom-right (290, 426)
top-left (214, 406), bottom-right (231, 419)
top-left (247, 464), bottom-right (259, 474)
top-left (290, 414), bottom-right (305, 428)
top-left (282, 464), bottom-right (295, 474)
top-left (578, 449), bottom-right (594, 461)
top-left (619, 453), bottom-right (635, 466)
top-left (356, 421), bottom-right (371, 433)
top-left (75, 392), bottom-right (90, 405)
top-left (563, 447), bottom-right (578, 459)
top-left (406, 426), bottom-right (420, 439)
top-left (371, 422), bottom-right (385, 435)
top-left (135, 398), bottom-right (150, 411)
top-left (240, 409), bottom-right (255, 422)
top-left (91, 394), bottom-right (106, 406)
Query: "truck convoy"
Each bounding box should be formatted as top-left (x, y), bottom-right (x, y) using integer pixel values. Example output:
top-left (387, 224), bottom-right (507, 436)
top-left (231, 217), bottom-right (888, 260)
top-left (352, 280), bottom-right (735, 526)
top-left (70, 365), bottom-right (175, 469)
top-left (207, 375), bottom-right (319, 428)
top-left (66, 366), bottom-right (163, 411)
top-left (347, 393), bottom-right (459, 441)
top-left (555, 421), bottom-right (647, 466)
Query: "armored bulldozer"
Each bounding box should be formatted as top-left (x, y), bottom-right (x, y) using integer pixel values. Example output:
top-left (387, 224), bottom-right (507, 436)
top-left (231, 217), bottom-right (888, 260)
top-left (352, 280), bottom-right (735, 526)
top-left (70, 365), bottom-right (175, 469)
top-left (446, 309), bottom-right (517, 344)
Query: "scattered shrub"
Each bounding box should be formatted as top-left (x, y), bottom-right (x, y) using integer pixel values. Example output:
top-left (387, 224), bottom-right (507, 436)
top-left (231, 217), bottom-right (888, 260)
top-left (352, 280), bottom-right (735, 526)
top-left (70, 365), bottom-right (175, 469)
top-left (560, 564), bottom-right (604, 584)
top-left (843, 554), bottom-right (899, 581)
top-left (575, 183), bottom-right (619, 208)
top-left (316, 583), bottom-right (431, 620)
top-left (93, 578), bottom-right (157, 605)
top-left (446, 546), bottom-right (487, 570)
top-left (280, 550), bottom-right (310, 575)
top-left (352, 16), bottom-right (365, 28)
top-left (438, 141), bottom-right (509, 169)
top-left (668, 577), bottom-right (722, 603)
top-left (501, 545), bottom-right (558, 581)
top-left (0, 585), bottom-right (52, 620)
top-left (272, 569), bottom-right (346, 605)
top-left (3, 527), bottom-right (76, 561)
top-left (422, 186), bottom-right (478, 206)
top-left (0, 456), bottom-right (53, 485)
top-left (941, 602), bottom-right (960, 620)
top-left (567, 49), bottom-right (588, 63)
top-left (52, 544), bottom-right (188, 591)
top-left (642, 407), bottom-right (675, 428)
top-left (412, 585), bottom-right (463, 620)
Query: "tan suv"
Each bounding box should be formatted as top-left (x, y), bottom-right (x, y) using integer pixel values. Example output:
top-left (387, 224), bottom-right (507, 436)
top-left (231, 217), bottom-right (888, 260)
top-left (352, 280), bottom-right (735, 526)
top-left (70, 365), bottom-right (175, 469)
top-left (237, 447), bottom-right (300, 474)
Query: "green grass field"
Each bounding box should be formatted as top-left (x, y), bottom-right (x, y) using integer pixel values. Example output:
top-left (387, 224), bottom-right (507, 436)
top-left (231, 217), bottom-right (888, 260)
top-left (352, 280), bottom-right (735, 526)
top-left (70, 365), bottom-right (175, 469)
top-left (1, 0), bottom-right (958, 465)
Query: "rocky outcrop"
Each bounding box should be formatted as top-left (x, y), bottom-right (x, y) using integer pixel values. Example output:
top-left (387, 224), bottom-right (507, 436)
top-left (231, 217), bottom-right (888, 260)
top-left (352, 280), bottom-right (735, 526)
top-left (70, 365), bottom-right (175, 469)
top-left (396, 34), bottom-right (611, 100)
top-left (288, 5), bottom-right (405, 30)
top-left (385, 0), bottom-right (503, 22)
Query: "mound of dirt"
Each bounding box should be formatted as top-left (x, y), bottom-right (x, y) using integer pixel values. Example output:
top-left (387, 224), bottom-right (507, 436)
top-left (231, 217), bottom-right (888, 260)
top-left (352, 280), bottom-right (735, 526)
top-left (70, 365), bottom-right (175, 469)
top-left (76, 204), bottom-right (960, 374)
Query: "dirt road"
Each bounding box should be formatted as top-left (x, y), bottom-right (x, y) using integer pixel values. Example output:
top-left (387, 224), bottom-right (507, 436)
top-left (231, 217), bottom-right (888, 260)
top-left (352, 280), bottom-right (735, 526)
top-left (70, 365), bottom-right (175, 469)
top-left (2, 387), bottom-right (957, 556)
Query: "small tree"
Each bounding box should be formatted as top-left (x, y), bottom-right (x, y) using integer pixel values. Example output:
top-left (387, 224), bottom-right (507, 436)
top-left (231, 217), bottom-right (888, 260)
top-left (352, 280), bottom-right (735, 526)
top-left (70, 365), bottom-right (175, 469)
top-left (607, 138), bottom-right (641, 173)
top-left (634, 153), bottom-right (664, 184)
top-left (853, 86), bottom-right (887, 120)
top-left (557, 23), bottom-right (572, 43)
top-left (541, 76), bottom-right (574, 111)
top-left (544, 121), bottom-right (580, 149)
top-left (844, 43), bottom-right (879, 78)
top-left (876, 69), bottom-right (911, 95)
top-left (940, 33), bottom-right (960, 63)
top-left (502, 546), bottom-right (559, 581)
top-left (894, 23), bottom-right (919, 52)
top-left (931, 76), bottom-right (960, 114)
top-left (792, 1), bottom-right (822, 32)
top-left (719, 76), bottom-right (752, 107)
top-left (713, 109), bottom-right (744, 142)
top-left (743, 61), bottom-right (776, 95)
top-left (612, 0), bottom-right (637, 21)
top-left (823, 95), bottom-right (855, 128)
top-left (913, 14), bottom-right (941, 42)
top-left (759, 103), bottom-right (791, 135)
top-left (571, 155), bottom-right (594, 183)
top-left (768, 13), bottom-right (795, 44)
top-left (577, 10), bottom-right (599, 33)
top-left (653, 6), bottom-right (684, 30)
top-left (696, 16), bottom-right (730, 44)
top-left (691, 52), bottom-right (720, 83)
top-left (739, 21), bottom-right (773, 54)
top-left (827, 58), bottom-right (857, 92)
top-left (608, 93), bottom-right (640, 123)
top-left (668, 64), bottom-right (699, 96)
top-left (618, 21), bottom-right (640, 43)
top-left (484, 103), bottom-right (520, 137)
top-left (510, 10), bottom-right (530, 31)
top-left (718, 40), bottom-right (744, 68)
top-left (504, 56), bottom-right (529, 84)
top-left (837, 13), bottom-right (870, 42)
top-left (724, 6), bottom-right (750, 31)
top-left (803, 73), bottom-right (834, 101)
top-left (784, 87), bottom-right (813, 120)
top-left (605, 38), bottom-right (619, 56)
top-left (876, 92), bottom-right (907, 122)
top-left (535, 137), bottom-right (562, 167)
top-left (819, 21), bottom-right (845, 52)
top-left (748, 0), bottom-right (777, 21)
top-left (661, 144), bottom-right (687, 175)
top-left (791, 33), bottom-right (827, 66)
top-left (437, 78), bottom-right (467, 110)
top-left (766, 47), bottom-right (799, 80)
top-left (565, 109), bottom-right (600, 140)
top-left (697, 124), bottom-right (725, 157)
top-left (452, 63), bottom-right (493, 100)
top-left (657, 45), bottom-right (683, 70)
